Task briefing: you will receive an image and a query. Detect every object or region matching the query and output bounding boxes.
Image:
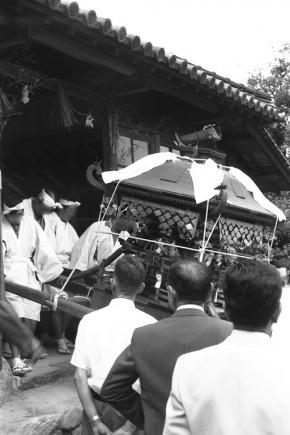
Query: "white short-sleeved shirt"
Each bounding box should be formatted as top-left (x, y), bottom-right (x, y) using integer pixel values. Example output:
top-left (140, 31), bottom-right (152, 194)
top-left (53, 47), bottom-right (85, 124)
top-left (271, 285), bottom-right (290, 354)
top-left (164, 330), bottom-right (290, 435)
top-left (71, 298), bottom-right (156, 393)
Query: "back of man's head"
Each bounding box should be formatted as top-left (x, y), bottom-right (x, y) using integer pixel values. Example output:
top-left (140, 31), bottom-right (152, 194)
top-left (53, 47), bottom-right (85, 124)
top-left (114, 255), bottom-right (145, 297)
top-left (168, 259), bottom-right (211, 304)
top-left (223, 259), bottom-right (282, 329)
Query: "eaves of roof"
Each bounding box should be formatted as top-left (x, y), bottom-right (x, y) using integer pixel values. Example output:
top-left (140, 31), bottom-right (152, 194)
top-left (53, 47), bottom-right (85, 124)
top-left (23, 0), bottom-right (285, 122)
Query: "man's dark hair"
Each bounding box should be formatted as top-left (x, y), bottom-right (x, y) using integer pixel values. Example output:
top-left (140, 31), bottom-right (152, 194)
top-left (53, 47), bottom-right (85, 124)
top-left (3, 192), bottom-right (23, 208)
top-left (223, 259), bottom-right (282, 328)
top-left (114, 217), bottom-right (137, 235)
top-left (35, 187), bottom-right (57, 201)
top-left (114, 255), bottom-right (145, 294)
top-left (168, 259), bottom-right (211, 303)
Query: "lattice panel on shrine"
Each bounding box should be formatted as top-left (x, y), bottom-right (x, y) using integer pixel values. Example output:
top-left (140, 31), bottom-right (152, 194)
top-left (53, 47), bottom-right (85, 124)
top-left (219, 217), bottom-right (263, 252)
top-left (120, 196), bottom-right (200, 238)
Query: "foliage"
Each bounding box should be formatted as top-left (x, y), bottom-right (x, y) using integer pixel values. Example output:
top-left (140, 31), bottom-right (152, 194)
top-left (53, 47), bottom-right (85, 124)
top-left (248, 43), bottom-right (290, 145)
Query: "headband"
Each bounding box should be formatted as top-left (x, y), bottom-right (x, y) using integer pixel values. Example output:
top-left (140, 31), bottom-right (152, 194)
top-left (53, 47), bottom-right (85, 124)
top-left (3, 202), bottom-right (24, 215)
top-left (59, 199), bottom-right (81, 207)
top-left (38, 189), bottom-right (62, 209)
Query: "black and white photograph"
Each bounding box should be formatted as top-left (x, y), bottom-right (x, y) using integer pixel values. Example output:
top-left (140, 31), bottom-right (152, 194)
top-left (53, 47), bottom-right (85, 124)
top-left (0, 1), bottom-right (290, 434)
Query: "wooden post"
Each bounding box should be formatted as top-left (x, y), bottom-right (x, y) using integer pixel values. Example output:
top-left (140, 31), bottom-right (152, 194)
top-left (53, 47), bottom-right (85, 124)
top-left (102, 102), bottom-right (119, 171)
top-left (0, 170), bottom-right (4, 370)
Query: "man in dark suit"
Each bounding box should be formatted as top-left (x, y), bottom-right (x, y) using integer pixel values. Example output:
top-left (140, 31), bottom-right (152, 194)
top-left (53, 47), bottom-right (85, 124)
top-left (101, 259), bottom-right (232, 435)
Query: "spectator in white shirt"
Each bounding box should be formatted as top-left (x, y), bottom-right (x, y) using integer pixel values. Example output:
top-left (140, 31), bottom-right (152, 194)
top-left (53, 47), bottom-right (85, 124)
top-left (163, 259), bottom-right (290, 435)
top-left (271, 267), bottom-right (290, 353)
top-left (71, 255), bottom-right (156, 435)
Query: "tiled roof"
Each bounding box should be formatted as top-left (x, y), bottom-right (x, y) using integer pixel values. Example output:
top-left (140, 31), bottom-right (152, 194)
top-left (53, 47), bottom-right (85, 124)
top-left (32, 0), bottom-right (282, 121)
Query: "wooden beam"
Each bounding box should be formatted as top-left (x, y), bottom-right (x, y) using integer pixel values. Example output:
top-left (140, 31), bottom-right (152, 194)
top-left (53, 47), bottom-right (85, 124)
top-left (28, 25), bottom-right (136, 77)
top-left (0, 59), bottom-right (99, 103)
top-left (0, 35), bottom-right (27, 50)
top-left (69, 69), bottom-right (120, 87)
top-left (246, 123), bottom-right (290, 185)
top-left (254, 174), bottom-right (281, 182)
top-left (6, 281), bottom-right (92, 319)
top-left (148, 76), bottom-right (218, 114)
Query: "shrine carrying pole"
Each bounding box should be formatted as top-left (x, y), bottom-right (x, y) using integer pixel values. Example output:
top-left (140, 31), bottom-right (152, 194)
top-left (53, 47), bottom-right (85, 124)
top-left (5, 281), bottom-right (92, 319)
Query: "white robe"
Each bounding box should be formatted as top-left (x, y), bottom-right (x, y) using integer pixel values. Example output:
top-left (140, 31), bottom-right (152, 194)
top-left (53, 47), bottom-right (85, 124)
top-left (70, 221), bottom-right (128, 271)
top-left (23, 197), bottom-right (51, 234)
top-left (45, 212), bottom-right (79, 268)
top-left (3, 215), bottom-right (63, 321)
top-left (23, 198), bottom-right (34, 219)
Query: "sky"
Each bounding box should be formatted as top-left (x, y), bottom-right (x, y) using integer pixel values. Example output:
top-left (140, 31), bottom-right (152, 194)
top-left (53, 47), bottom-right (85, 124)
top-left (78, 0), bottom-right (290, 85)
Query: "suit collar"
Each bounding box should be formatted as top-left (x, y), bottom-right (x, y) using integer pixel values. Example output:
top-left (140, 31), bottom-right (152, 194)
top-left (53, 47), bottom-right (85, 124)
top-left (172, 308), bottom-right (207, 318)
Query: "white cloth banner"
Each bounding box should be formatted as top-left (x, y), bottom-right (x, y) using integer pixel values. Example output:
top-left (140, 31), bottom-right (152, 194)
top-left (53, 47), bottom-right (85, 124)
top-left (189, 159), bottom-right (224, 204)
top-left (102, 152), bottom-right (178, 184)
top-left (229, 167), bottom-right (286, 221)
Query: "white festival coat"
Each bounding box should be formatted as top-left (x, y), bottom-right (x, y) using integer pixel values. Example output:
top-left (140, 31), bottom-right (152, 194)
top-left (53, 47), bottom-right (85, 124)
top-left (23, 198), bottom-right (50, 233)
top-left (70, 221), bottom-right (128, 271)
top-left (3, 215), bottom-right (63, 320)
top-left (45, 212), bottom-right (79, 268)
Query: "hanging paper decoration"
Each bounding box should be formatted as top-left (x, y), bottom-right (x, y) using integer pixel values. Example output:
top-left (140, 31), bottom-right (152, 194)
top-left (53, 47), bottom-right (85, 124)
top-left (85, 114), bottom-right (94, 128)
top-left (21, 85), bottom-right (30, 104)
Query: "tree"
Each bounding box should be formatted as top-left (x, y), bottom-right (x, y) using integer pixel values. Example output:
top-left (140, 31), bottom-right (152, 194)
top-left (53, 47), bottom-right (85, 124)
top-left (248, 43), bottom-right (290, 146)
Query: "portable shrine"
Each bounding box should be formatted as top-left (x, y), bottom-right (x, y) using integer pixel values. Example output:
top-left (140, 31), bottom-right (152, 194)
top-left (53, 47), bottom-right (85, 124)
top-left (90, 153), bottom-right (285, 316)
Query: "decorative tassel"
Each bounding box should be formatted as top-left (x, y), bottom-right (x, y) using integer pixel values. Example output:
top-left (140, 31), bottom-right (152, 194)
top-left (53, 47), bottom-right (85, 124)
top-left (49, 82), bottom-right (77, 129)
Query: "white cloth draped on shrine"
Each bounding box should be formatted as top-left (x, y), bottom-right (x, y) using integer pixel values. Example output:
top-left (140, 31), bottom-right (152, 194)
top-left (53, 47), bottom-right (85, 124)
top-left (102, 152), bottom-right (178, 184)
top-left (189, 159), bottom-right (224, 204)
top-left (229, 167), bottom-right (285, 222)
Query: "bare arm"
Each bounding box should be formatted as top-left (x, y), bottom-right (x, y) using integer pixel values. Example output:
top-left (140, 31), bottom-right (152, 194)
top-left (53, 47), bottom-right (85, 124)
top-left (73, 367), bottom-right (111, 435)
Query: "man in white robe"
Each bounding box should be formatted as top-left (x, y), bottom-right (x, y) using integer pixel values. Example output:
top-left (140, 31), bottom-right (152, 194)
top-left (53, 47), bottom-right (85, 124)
top-left (45, 198), bottom-right (80, 268)
top-left (23, 188), bottom-right (62, 232)
top-left (45, 198), bottom-right (80, 354)
top-left (70, 218), bottom-right (132, 272)
top-left (2, 198), bottom-right (63, 375)
top-left (23, 188), bottom-right (63, 350)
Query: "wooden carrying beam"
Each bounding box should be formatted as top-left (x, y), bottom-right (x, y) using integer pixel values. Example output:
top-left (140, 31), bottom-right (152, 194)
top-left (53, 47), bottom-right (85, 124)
top-left (28, 26), bottom-right (136, 77)
top-left (5, 281), bottom-right (92, 319)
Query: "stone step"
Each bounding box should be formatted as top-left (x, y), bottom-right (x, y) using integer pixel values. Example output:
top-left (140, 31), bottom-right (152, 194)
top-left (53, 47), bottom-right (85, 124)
top-left (0, 377), bottom-right (82, 435)
top-left (19, 348), bottom-right (74, 391)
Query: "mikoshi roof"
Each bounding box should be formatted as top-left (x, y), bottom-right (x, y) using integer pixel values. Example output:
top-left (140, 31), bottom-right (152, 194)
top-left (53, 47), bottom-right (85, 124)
top-left (30, 0), bottom-right (282, 121)
top-left (102, 153), bottom-right (285, 222)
